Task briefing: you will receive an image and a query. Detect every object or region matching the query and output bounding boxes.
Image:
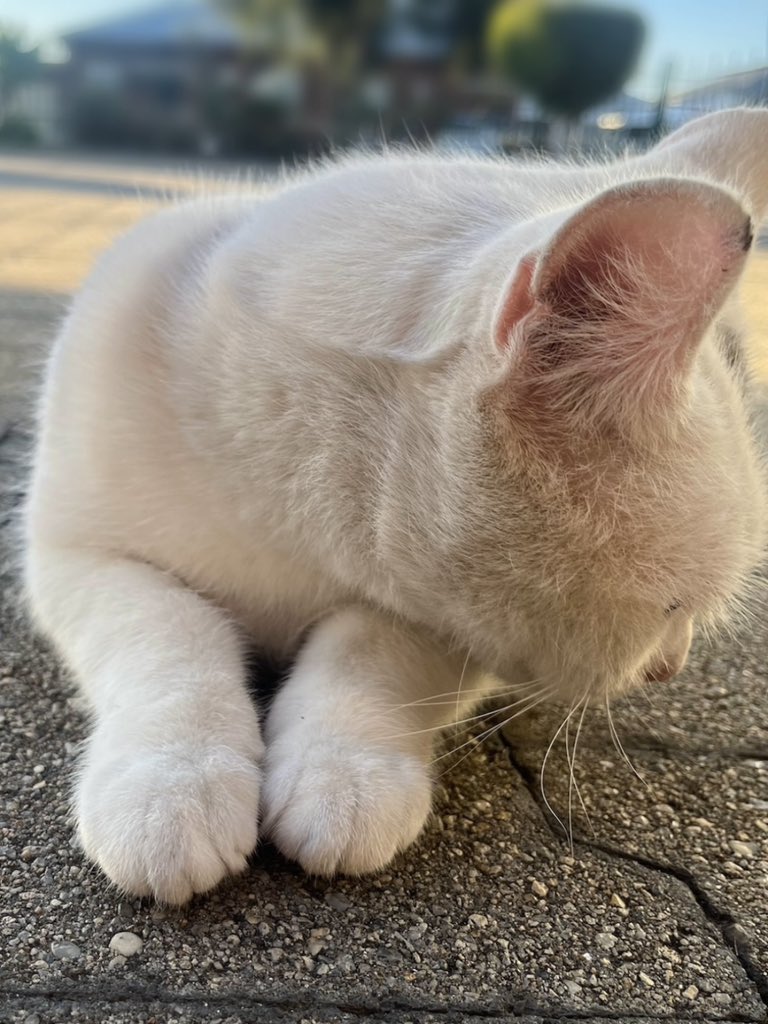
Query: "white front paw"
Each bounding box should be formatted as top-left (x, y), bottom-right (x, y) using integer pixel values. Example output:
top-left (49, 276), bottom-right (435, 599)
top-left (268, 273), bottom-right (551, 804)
top-left (262, 734), bottom-right (432, 876)
top-left (77, 738), bottom-right (261, 904)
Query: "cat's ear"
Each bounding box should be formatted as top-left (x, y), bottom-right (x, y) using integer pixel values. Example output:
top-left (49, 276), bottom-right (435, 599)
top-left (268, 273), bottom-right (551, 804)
top-left (494, 178), bottom-right (751, 425)
top-left (648, 107), bottom-right (768, 220)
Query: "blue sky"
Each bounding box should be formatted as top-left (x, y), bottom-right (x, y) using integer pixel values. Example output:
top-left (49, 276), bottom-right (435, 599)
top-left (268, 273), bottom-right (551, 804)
top-left (4, 0), bottom-right (768, 98)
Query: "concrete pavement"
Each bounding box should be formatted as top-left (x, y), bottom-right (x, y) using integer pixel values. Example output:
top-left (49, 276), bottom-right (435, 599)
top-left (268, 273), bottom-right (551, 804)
top-left (0, 154), bottom-right (766, 1024)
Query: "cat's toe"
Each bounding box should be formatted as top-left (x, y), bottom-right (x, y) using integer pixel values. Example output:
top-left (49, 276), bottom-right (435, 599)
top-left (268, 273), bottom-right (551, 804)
top-left (77, 743), bottom-right (261, 903)
top-left (262, 738), bottom-right (431, 876)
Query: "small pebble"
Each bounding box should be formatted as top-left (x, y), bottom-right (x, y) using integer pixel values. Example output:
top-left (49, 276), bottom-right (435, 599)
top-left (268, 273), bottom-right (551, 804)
top-left (683, 985), bottom-right (699, 1000)
top-left (109, 931), bottom-right (143, 957)
top-left (610, 893), bottom-right (626, 909)
top-left (564, 980), bottom-right (582, 997)
top-left (50, 941), bottom-right (81, 960)
top-left (596, 932), bottom-right (617, 950)
top-left (531, 880), bottom-right (548, 898)
top-left (324, 892), bottom-right (351, 911)
top-left (638, 971), bottom-right (655, 988)
top-left (729, 840), bottom-right (755, 859)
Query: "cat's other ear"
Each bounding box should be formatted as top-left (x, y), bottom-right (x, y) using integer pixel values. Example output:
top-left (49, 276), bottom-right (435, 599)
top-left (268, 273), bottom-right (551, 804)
top-left (493, 178), bottom-right (751, 427)
top-left (648, 107), bottom-right (768, 220)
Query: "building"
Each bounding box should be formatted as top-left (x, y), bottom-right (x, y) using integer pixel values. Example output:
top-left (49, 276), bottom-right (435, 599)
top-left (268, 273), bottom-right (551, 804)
top-left (60, 1), bottom-right (306, 154)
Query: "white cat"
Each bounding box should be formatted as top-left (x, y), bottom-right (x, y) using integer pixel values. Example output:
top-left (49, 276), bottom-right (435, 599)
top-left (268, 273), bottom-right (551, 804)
top-left (24, 108), bottom-right (768, 904)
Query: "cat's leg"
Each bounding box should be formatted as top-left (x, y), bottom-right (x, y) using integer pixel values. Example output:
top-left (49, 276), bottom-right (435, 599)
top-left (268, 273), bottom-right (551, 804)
top-left (26, 546), bottom-right (263, 904)
top-left (262, 606), bottom-right (496, 875)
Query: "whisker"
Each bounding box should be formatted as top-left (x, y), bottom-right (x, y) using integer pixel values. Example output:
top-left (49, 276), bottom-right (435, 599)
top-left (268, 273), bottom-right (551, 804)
top-left (387, 676), bottom-right (547, 712)
top-left (384, 689), bottom-right (552, 741)
top-left (453, 649), bottom-right (472, 741)
top-left (540, 704), bottom-right (577, 839)
top-left (571, 697), bottom-right (594, 836)
top-left (565, 703), bottom-right (574, 854)
top-left (605, 695), bottom-right (647, 787)
top-left (431, 688), bottom-right (555, 770)
top-left (433, 692), bottom-right (555, 781)
top-left (431, 689), bottom-right (555, 761)
top-left (565, 698), bottom-right (585, 854)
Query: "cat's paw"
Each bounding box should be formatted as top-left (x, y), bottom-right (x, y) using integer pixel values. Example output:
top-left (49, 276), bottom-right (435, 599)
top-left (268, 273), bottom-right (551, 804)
top-left (262, 734), bottom-right (432, 875)
top-left (76, 741), bottom-right (261, 904)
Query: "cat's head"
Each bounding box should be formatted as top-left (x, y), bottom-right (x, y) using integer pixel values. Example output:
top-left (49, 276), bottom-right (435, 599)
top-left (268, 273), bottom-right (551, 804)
top-left (447, 110), bottom-right (768, 703)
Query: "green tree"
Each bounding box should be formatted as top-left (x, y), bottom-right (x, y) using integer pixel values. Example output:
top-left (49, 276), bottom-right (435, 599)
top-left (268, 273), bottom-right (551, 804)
top-left (451, 0), bottom-right (505, 71)
top-left (488, 0), bottom-right (645, 120)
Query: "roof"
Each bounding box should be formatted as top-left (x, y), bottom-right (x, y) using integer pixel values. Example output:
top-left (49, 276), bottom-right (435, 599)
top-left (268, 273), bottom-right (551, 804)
top-left (63, 1), bottom-right (241, 50)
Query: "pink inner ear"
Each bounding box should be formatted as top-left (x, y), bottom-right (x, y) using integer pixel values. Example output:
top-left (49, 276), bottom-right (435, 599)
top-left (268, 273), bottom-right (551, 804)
top-left (494, 254), bottom-right (538, 350)
top-left (490, 180), bottom-right (752, 428)
top-left (534, 183), bottom-right (750, 333)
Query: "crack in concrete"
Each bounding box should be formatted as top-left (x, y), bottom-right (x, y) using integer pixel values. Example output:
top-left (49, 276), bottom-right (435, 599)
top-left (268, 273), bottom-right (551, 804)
top-left (1, 982), bottom-right (764, 1024)
top-left (502, 742), bottom-right (768, 1013)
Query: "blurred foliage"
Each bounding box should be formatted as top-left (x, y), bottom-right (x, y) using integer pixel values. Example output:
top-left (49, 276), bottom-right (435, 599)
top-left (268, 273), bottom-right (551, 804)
top-left (488, 0), bottom-right (645, 118)
top-left (0, 25), bottom-right (40, 112)
top-left (208, 0), bottom-right (504, 151)
top-left (215, 1), bottom-right (501, 72)
top-left (214, 0), bottom-right (386, 67)
top-left (451, 0), bottom-right (503, 70)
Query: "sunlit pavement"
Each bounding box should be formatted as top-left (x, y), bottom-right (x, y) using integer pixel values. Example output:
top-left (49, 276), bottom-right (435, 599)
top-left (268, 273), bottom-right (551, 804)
top-left (1, 153), bottom-right (767, 1024)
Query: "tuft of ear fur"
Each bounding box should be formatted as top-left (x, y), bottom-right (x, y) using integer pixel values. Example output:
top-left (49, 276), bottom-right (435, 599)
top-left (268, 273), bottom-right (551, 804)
top-left (648, 107), bottom-right (768, 220)
top-left (494, 178), bottom-right (751, 431)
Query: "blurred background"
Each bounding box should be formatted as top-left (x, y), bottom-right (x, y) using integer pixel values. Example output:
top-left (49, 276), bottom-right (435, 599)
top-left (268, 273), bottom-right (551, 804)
top-left (1, 0), bottom-right (767, 162)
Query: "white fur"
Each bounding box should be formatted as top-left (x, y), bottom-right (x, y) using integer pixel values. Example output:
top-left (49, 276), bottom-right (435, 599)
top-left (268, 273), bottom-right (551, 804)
top-left (24, 109), bottom-right (768, 901)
